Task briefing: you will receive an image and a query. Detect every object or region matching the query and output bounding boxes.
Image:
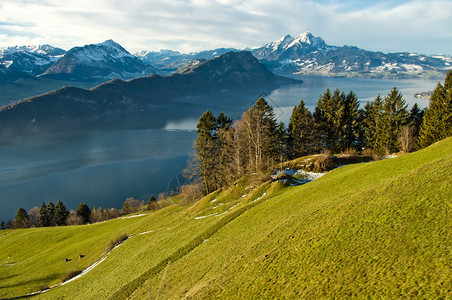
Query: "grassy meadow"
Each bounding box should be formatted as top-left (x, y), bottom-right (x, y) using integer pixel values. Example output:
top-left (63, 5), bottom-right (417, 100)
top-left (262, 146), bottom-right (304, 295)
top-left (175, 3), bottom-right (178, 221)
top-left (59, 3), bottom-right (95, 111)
top-left (0, 137), bottom-right (450, 299)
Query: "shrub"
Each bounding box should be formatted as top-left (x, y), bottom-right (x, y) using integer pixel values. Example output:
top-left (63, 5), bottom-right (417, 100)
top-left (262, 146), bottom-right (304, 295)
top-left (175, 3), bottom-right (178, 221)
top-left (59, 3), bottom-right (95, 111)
top-left (180, 183), bottom-right (203, 203)
top-left (340, 147), bottom-right (357, 158)
top-left (62, 270), bottom-right (82, 283)
top-left (106, 234), bottom-right (128, 252)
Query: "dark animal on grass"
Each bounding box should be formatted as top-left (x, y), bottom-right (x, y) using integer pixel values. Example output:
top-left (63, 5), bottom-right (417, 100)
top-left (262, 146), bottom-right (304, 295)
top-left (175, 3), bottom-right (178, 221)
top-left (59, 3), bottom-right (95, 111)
top-left (79, 254), bottom-right (85, 259)
top-left (65, 258), bottom-right (71, 262)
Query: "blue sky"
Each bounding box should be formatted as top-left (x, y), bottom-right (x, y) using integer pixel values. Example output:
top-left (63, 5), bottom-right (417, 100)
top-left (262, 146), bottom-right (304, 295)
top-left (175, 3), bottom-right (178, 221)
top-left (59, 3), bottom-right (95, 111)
top-left (0, 0), bottom-right (451, 55)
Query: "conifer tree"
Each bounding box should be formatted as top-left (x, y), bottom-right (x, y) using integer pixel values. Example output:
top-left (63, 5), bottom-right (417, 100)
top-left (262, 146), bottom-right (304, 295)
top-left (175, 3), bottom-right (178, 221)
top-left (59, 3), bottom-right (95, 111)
top-left (1, 221), bottom-right (5, 230)
top-left (55, 200), bottom-right (69, 226)
top-left (380, 87), bottom-right (409, 154)
top-left (418, 71), bottom-right (452, 148)
top-left (39, 202), bottom-right (50, 227)
top-left (409, 103), bottom-right (424, 138)
top-left (15, 208), bottom-right (29, 229)
top-left (288, 99), bottom-right (319, 157)
top-left (363, 95), bottom-right (384, 150)
top-left (340, 91), bottom-right (362, 150)
top-left (314, 88), bottom-right (345, 152)
top-left (216, 112), bottom-right (236, 187)
top-left (276, 121), bottom-right (288, 162)
top-left (47, 201), bottom-right (56, 227)
top-left (76, 202), bottom-right (91, 224)
top-left (196, 110), bottom-right (218, 194)
top-left (147, 195), bottom-right (159, 211)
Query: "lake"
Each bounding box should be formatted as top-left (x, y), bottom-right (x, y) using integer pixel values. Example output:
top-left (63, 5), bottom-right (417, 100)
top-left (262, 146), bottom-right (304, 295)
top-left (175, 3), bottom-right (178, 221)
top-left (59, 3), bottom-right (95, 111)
top-left (0, 76), bottom-right (439, 222)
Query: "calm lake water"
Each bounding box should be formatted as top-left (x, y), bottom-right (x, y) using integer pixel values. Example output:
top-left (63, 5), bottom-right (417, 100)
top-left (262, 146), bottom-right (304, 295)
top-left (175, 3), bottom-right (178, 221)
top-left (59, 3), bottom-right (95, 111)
top-left (0, 76), bottom-right (439, 221)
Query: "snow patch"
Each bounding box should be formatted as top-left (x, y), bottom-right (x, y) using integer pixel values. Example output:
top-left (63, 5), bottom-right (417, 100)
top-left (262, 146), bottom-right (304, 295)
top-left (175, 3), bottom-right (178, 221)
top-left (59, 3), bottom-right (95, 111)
top-left (120, 213), bottom-right (148, 219)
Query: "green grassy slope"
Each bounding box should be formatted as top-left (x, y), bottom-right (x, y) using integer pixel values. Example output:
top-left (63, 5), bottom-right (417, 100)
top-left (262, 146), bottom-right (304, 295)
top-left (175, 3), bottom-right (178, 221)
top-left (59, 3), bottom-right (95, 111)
top-left (1, 138), bottom-right (450, 299)
top-left (126, 138), bottom-right (452, 299)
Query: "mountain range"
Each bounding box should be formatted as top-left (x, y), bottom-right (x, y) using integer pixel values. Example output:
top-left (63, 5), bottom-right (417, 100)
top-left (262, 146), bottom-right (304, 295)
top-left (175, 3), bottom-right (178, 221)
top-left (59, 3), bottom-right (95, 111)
top-left (0, 51), bottom-right (297, 137)
top-left (1, 32), bottom-right (451, 82)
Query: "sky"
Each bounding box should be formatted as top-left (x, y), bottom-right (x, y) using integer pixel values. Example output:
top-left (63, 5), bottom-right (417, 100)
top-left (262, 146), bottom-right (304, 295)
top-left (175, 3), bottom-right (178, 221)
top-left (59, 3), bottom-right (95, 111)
top-left (0, 0), bottom-right (451, 55)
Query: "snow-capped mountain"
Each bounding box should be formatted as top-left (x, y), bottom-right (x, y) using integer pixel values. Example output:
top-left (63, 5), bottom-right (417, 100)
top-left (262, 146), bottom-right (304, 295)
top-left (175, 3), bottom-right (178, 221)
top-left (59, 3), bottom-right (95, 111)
top-left (252, 32), bottom-right (333, 61)
top-left (42, 40), bottom-right (157, 81)
top-left (0, 45), bottom-right (65, 75)
top-left (251, 32), bottom-right (452, 78)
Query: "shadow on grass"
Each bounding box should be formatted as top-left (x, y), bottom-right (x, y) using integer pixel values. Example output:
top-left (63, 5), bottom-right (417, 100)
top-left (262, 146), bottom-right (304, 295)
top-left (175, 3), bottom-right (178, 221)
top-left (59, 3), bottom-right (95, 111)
top-left (0, 273), bottom-right (60, 300)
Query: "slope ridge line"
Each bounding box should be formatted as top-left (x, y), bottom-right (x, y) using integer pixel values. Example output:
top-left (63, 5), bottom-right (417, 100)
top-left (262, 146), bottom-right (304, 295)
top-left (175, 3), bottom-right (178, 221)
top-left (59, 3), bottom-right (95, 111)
top-left (108, 186), bottom-right (280, 300)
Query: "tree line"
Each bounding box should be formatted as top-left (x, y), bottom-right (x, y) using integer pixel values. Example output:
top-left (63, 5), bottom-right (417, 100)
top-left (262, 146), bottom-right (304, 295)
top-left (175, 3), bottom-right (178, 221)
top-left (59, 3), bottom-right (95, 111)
top-left (3, 195), bottom-right (161, 229)
top-left (191, 71), bottom-right (451, 195)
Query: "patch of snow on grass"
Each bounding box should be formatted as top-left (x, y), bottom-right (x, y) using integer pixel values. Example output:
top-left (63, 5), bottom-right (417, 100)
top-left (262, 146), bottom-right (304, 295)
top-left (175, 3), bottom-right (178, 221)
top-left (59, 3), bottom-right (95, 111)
top-left (120, 213), bottom-right (148, 219)
top-left (228, 203), bottom-right (240, 211)
top-left (195, 213), bottom-right (218, 220)
top-left (252, 192), bottom-right (267, 203)
top-left (62, 237), bottom-right (129, 286)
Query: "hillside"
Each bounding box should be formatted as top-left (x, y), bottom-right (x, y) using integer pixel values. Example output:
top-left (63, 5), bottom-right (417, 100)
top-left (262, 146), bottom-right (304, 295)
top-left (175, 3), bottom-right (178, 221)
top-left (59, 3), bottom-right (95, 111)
top-left (0, 138), bottom-right (450, 299)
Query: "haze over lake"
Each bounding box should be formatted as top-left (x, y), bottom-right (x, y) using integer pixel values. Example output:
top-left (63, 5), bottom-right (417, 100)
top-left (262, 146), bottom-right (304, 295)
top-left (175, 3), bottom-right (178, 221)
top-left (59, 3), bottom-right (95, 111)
top-left (0, 76), bottom-right (438, 221)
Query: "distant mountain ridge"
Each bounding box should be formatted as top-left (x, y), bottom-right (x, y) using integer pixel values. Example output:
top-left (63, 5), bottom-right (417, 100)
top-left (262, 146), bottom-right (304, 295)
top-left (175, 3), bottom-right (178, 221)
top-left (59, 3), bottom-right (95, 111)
top-left (137, 32), bottom-right (452, 79)
top-left (0, 51), bottom-right (298, 136)
top-left (1, 33), bottom-right (451, 82)
top-left (0, 44), bottom-right (65, 76)
top-left (41, 40), bottom-right (157, 81)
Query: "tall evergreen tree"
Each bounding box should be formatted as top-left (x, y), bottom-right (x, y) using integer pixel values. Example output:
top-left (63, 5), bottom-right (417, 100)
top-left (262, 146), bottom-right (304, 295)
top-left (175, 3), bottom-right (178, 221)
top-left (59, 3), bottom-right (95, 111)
top-left (409, 103), bottom-right (424, 138)
top-left (418, 71), bottom-right (452, 148)
top-left (47, 201), bottom-right (56, 227)
top-left (216, 112), bottom-right (236, 188)
top-left (55, 200), bottom-right (69, 226)
top-left (288, 99), bottom-right (319, 158)
top-left (276, 121), bottom-right (288, 162)
top-left (380, 87), bottom-right (409, 153)
top-left (363, 95), bottom-right (384, 150)
top-left (15, 208), bottom-right (29, 229)
top-left (76, 202), bottom-right (91, 224)
top-left (1, 221), bottom-right (5, 230)
top-left (314, 88), bottom-right (345, 152)
top-left (39, 202), bottom-right (50, 227)
top-left (340, 91), bottom-right (362, 150)
top-left (196, 110), bottom-right (219, 194)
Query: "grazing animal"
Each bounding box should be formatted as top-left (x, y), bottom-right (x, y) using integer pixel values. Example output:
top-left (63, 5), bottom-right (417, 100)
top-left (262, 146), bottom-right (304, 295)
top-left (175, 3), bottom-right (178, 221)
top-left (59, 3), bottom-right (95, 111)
top-left (65, 258), bottom-right (71, 262)
top-left (79, 254), bottom-right (85, 259)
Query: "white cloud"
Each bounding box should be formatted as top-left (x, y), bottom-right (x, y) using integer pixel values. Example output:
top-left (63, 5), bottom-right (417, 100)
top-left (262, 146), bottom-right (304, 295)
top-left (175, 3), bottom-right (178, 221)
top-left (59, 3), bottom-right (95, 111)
top-left (0, 0), bottom-right (450, 55)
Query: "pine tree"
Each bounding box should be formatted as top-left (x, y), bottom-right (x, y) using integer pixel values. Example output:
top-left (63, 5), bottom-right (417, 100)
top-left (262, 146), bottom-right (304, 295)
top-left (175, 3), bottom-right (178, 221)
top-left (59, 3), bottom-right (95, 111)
top-left (276, 121), bottom-right (288, 162)
top-left (408, 103), bottom-right (424, 138)
top-left (47, 201), bottom-right (56, 226)
top-left (147, 195), bottom-right (159, 211)
top-left (380, 87), bottom-right (409, 154)
top-left (39, 202), bottom-right (50, 227)
top-left (15, 208), bottom-right (29, 229)
top-left (314, 88), bottom-right (345, 152)
top-left (1, 221), bottom-right (5, 230)
top-left (55, 200), bottom-right (69, 226)
top-left (288, 99), bottom-right (319, 158)
top-left (363, 95), bottom-right (384, 151)
top-left (216, 112), bottom-right (236, 187)
top-left (418, 71), bottom-right (452, 148)
top-left (196, 110), bottom-right (219, 194)
top-left (340, 91), bottom-right (362, 150)
top-left (76, 202), bottom-right (91, 224)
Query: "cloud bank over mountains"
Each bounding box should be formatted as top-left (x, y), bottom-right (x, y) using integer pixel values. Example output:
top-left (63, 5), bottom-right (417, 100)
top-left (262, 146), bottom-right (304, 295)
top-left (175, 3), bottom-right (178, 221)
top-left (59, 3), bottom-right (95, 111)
top-left (0, 0), bottom-right (451, 55)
